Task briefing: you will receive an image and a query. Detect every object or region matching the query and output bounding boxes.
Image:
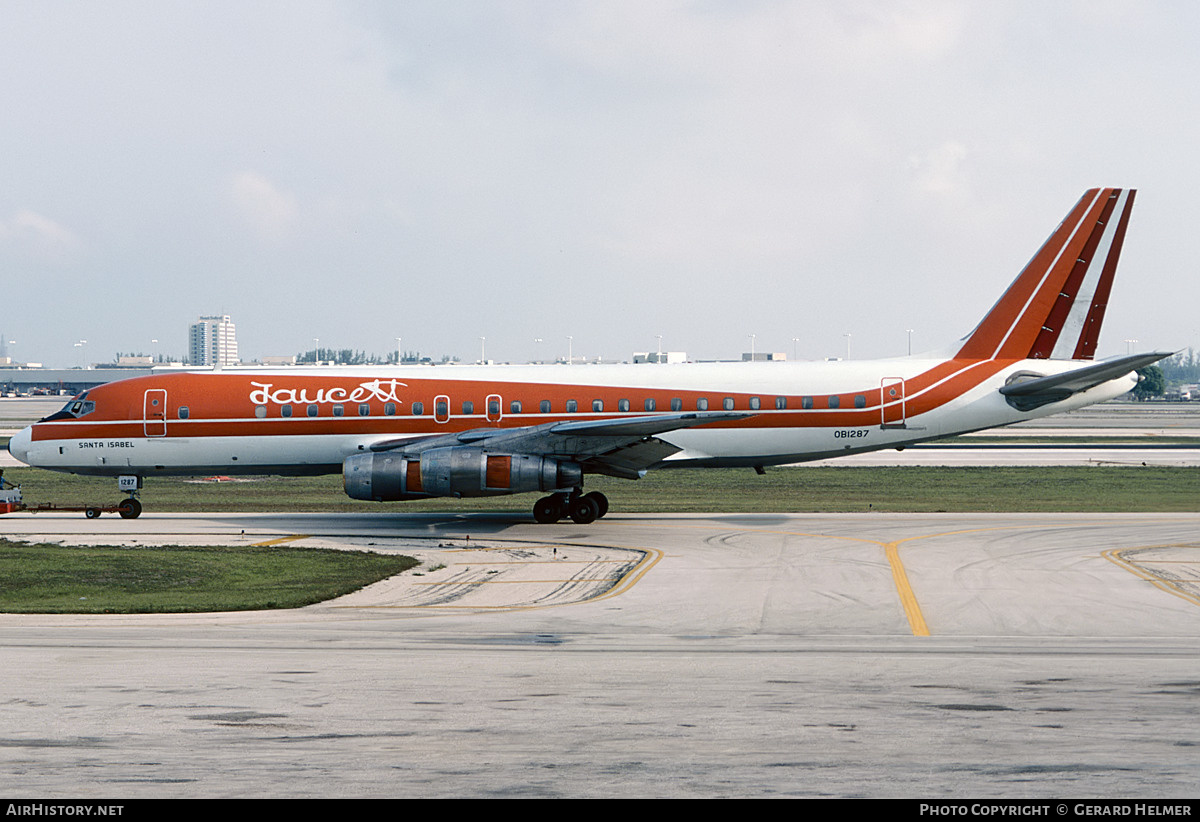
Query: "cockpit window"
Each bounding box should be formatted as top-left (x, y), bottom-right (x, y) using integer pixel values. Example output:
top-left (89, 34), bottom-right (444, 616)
top-left (39, 392), bottom-right (96, 422)
top-left (68, 399), bottom-right (97, 417)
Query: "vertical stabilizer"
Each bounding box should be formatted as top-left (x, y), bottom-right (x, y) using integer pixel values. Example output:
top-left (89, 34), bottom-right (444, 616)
top-left (957, 188), bottom-right (1136, 361)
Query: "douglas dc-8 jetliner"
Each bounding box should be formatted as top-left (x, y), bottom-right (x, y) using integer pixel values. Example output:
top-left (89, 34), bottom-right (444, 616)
top-left (8, 188), bottom-right (1170, 523)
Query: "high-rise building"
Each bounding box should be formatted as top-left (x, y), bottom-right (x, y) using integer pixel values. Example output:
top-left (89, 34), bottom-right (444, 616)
top-left (189, 315), bottom-right (239, 367)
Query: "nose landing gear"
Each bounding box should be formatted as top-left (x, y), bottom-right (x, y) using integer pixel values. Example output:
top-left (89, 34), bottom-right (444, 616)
top-left (117, 475), bottom-right (143, 519)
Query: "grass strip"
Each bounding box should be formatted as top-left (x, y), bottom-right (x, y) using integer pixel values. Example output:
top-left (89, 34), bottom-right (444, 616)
top-left (0, 538), bottom-right (417, 613)
top-left (1, 465), bottom-right (1198, 514)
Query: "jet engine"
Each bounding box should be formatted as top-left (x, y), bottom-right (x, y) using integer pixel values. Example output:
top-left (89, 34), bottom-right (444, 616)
top-left (343, 447), bottom-right (583, 501)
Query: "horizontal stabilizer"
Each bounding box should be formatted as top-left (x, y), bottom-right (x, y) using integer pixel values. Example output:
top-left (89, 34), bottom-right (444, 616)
top-left (999, 352), bottom-right (1171, 410)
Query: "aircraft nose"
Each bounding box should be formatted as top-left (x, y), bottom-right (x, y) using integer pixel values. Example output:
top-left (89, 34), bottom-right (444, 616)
top-left (7, 426), bottom-right (32, 466)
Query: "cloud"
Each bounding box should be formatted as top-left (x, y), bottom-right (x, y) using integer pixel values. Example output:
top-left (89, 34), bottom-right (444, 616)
top-left (230, 172), bottom-right (298, 241)
top-left (0, 209), bottom-right (79, 260)
top-left (907, 140), bottom-right (970, 197)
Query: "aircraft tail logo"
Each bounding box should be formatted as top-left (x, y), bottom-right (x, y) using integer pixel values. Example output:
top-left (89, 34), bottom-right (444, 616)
top-left (957, 187), bottom-right (1136, 361)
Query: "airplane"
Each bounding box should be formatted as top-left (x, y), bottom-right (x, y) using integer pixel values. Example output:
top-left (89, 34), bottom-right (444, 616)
top-left (6, 187), bottom-right (1170, 524)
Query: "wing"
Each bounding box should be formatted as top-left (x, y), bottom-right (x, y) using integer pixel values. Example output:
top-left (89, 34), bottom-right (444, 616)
top-left (999, 352), bottom-right (1171, 411)
top-left (368, 411), bottom-right (750, 479)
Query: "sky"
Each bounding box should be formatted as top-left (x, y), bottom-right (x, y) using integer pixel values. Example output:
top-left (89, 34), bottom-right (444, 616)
top-left (1, 1), bottom-right (1197, 368)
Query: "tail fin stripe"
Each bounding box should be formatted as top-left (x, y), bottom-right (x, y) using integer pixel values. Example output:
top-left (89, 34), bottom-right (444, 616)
top-left (956, 190), bottom-right (1100, 360)
top-left (1030, 190), bottom-right (1125, 358)
top-left (1071, 189), bottom-right (1135, 359)
top-left (995, 188), bottom-right (1113, 359)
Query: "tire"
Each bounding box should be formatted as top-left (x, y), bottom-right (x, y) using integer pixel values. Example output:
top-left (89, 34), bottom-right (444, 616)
top-left (118, 498), bottom-right (142, 519)
top-left (533, 495), bottom-right (564, 524)
top-left (85, 508), bottom-right (100, 519)
top-left (568, 495), bottom-right (600, 525)
top-left (583, 491), bottom-right (609, 518)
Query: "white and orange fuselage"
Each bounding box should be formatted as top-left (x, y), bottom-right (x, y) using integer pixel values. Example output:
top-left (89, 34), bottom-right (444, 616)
top-left (6, 188), bottom-right (1166, 521)
top-left (7, 356), bottom-right (1134, 477)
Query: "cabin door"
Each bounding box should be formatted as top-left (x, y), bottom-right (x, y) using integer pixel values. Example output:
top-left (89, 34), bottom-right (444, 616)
top-left (880, 378), bottom-right (906, 428)
top-left (144, 389), bottom-right (167, 437)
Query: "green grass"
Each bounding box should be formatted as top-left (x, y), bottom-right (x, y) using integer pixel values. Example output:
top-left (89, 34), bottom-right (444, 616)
top-left (0, 538), bottom-right (417, 614)
top-left (2, 465), bottom-right (1194, 614)
top-left (2, 464), bottom-right (1198, 514)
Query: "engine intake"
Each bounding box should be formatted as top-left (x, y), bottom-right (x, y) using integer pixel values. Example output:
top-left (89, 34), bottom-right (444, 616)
top-left (343, 447), bottom-right (582, 501)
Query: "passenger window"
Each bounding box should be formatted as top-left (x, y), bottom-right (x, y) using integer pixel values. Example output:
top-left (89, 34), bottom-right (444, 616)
top-left (411, 402), bottom-right (424, 416)
top-left (178, 406), bottom-right (190, 419)
top-left (255, 405), bottom-right (267, 419)
top-left (435, 400), bottom-right (448, 417)
top-left (566, 400), bottom-right (578, 413)
top-left (828, 396), bottom-right (840, 409)
top-left (462, 401), bottom-right (474, 415)
top-left (307, 404), bottom-right (319, 417)
top-left (670, 398), bottom-right (682, 412)
top-left (358, 404), bottom-right (370, 417)
top-left (723, 397), bottom-right (735, 411)
top-left (618, 399), bottom-right (630, 412)
top-left (540, 400), bottom-right (551, 413)
top-left (644, 398), bottom-right (656, 412)
top-left (775, 396), bottom-right (787, 410)
top-left (749, 397), bottom-right (760, 411)
top-left (697, 398), bottom-right (709, 411)
top-left (801, 397), bottom-right (813, 410)
top-left (281, 405), bottom-right (293, 418)
top-left (384, 402), bottom-right (396, 416)
top-left (854, 395), bottom-right (866, 409)
top-left (333, 404), bottom-right (345, 417)
top-left (592, 399), bottom-right (604, 412)
top-left (510, 400), bottom-right (522, 414)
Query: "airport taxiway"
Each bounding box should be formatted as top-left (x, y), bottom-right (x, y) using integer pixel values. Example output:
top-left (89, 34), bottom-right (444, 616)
top-left (1, 510), bottom-right (1198, 797)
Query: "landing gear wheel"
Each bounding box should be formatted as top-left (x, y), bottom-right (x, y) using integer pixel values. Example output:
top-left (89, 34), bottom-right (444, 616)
top-left (118, 498), bottom-right (142, 519)
top-left (533, 495), bottom-right (565, 524)
top-left (583, 491), bottom-right (609, 518)
top-left (568, 494), bottom-right (601, 524)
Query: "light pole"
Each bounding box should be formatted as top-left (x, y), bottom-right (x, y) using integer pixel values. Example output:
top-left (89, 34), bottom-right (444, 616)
top-left (748, 334), bottom-right (756, 360)
top-left (792, 337), bottom-right (799, 361)
top-left (480, 336), bottom-right (486, 364)
top-left (906, 329), bottom-right (914, 356)
top-left (567, 336), bottom-right (573, 365)
top-left (843, 332), bottom-right (851, 360)
top-left (395, 337), bottom-right (402, 365)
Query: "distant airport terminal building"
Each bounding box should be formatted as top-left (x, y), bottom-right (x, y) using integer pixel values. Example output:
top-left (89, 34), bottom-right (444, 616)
top-left (189, 315), bottom-right (239, 367)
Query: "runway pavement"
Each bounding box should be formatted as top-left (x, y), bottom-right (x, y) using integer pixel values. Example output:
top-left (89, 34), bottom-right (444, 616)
top-left (1, 510), bottom-right (1198, 797)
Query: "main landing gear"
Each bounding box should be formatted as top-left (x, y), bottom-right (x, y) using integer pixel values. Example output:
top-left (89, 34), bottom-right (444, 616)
top-left (532, 490), bottom-right (609, 525)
